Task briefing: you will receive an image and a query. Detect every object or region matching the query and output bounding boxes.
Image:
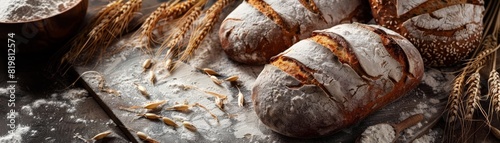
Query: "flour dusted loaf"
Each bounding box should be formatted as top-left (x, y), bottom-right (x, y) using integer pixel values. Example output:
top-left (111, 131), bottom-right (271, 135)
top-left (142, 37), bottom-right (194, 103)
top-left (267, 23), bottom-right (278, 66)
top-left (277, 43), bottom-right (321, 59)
top-left (252, 23), bottom-right (424, 138)
top-left (219, 0), bottom-right (371, 65)
top-left (369, 0), bottom-right (485, 67)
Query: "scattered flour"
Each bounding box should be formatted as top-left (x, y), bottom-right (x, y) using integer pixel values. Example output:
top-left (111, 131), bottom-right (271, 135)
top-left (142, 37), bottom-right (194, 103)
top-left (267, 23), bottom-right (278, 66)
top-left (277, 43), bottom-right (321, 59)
top-left (21, 105), bottom-right (33, 116)
top-left (0, 0), bottom-right (80, 22)
top-left (6, 111), bottom-right (19, 118)
top-left (399, 102), bottom-right (436, 137)
top-left (105, 119), bottom-right (115, 125)
top-left (0, 125), bottom-right (30, 143)
top-left (359, 124), bottom-right (396, 143)
top-left (75, 118), bottom-right (92, 124)
top-left (32, 99), bottom-right (70, 109)
top-left (413, 129), bottom-right (438, 143)
top-left (0, 88), bottom-right (7, 95)
top-left (23, 88), bottom-right (88, 116)
top-left (66, 107), bottom-right (77, 113)
top-left (400, 103), bottom-right (437, 121)
top-left (422, 68), bottom-right (455, 94)
top-left (30, 130), bottom-right (37, 137)
top-left (61, 89), bottom-right (88, 105)
top-left (428, 98), bottom-right (440, 104)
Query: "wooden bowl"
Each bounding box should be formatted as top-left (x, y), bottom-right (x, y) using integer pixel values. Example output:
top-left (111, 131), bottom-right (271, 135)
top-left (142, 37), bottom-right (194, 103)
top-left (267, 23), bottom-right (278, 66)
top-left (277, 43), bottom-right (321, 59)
top-left (0, 0), bottom-right (88, 54)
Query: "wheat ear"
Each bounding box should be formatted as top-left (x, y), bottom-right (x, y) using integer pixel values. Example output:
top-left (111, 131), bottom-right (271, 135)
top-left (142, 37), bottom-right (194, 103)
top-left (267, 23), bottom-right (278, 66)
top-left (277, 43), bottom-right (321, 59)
top-left (448, 75), bottom-right (465, 123)
top-left (62, 0), bottom-right (123, 64)
top-left (154, 0), bottom-right (200, 36)
top-left (179, 0), bottom-right (235, 62)
top-left (465, 72), bottom-right (481, 119)
top-left (489, 69), bottom-right (500, 112)
top-left (160, 5), bottom-right (205, 70)
top-left (136, 2), bottom-right (170, 51)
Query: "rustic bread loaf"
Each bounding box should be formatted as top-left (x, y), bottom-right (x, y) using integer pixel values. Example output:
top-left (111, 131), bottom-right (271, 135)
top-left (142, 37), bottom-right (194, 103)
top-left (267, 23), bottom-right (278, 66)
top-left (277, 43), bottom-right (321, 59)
top-left (252, 23), bottom-right (424, 138)
top-left (369, 0), bottom-right (485, 67)
top-left (219, 0), bottom-right (371, 65)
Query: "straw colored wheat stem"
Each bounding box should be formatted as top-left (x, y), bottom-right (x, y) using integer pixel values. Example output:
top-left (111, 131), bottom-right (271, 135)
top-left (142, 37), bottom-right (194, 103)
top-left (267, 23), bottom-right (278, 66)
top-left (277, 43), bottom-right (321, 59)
top-left (179, 0), bottom-right (235, 62)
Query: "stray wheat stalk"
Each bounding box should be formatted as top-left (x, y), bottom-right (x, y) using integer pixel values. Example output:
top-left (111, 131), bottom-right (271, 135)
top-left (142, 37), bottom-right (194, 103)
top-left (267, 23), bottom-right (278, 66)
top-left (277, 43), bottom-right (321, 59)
top-left (193, 103), bottom-right (219, 123)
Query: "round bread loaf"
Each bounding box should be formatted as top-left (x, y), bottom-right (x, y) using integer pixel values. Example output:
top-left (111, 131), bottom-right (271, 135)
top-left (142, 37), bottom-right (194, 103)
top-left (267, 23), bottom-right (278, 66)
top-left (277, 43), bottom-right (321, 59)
top-left (219, 0), bottom-right (371, 65)
top-left (252, 23), bottom-right (424, 138)
top-left (369, 0), bottom-right (485, 67)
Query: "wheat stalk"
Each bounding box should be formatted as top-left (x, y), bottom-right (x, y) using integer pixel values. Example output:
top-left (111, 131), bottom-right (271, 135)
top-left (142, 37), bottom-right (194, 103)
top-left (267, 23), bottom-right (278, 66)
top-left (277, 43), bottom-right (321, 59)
top-left (62, 0), bottom-right (143, 65)
top-left (489, 69), bottom-right (500, 112)
top-left (137, 2), bottom-right (170, 50)
top-left (136, 1), bottom-right (182, 51)
top-left (445, 1), bottom-right (500, 141)
top-left (448, 75), bottom-right (465, 123)
top-left (179, 0), bottom-right (235, 62)
top-left (62, 0), bottom-right (124, 65)
top-left (154, 0), bottom-right (200, 36)
top-left (160, 6), bottom-right (204, 70)
top-left (135, 0), bottom-right (201, 53)
top-left (465, 72), bottom-right (481, 119)
top-left (96, 0), bottom-right (142, 62)
top-left (163, 6), bottom-right (203, 51)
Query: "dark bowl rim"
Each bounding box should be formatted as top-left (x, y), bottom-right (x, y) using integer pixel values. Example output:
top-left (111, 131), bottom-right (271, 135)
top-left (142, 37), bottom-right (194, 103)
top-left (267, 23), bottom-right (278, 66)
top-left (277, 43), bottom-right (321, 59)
top-left (0, 0), bottom-right (86, 24)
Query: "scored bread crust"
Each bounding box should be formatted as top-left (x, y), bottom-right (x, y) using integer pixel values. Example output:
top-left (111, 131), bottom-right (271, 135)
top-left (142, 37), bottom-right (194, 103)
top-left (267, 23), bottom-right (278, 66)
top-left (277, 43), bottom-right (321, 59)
top-left (252, 23), bottom-right (424, 138)
top-left (219, 0), bottom-right (371, 65)
top-left (369, 0), bottom-right (485, 67)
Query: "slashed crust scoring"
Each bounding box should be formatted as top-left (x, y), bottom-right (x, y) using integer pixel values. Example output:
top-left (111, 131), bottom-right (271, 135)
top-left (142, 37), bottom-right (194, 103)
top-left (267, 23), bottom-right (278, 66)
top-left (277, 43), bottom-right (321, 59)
top-left (370, 0), bottom-right (485, 66)
top-left (219, 0), bottom-right (369, 65)
top-left (252, 23), bottom-right (424, 138)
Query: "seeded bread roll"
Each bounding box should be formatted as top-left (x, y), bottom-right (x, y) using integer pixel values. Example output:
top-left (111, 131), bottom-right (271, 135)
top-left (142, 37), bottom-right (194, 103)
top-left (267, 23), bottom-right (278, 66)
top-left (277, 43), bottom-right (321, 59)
top-left (369, 0), bottom-right (485, 67)
top-left (252, 23), bottom-right (424, 138)
top-left (219, 0), bottom-right (371, 65)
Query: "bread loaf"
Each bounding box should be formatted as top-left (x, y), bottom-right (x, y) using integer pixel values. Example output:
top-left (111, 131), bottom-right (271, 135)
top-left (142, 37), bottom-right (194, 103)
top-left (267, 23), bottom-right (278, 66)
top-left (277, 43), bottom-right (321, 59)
top-left (252, 23), bottom-right (424, 138)
top-left (219, 0), bottom-right (371, 65)
top-left (369, 0), bottom-right (485, 67)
